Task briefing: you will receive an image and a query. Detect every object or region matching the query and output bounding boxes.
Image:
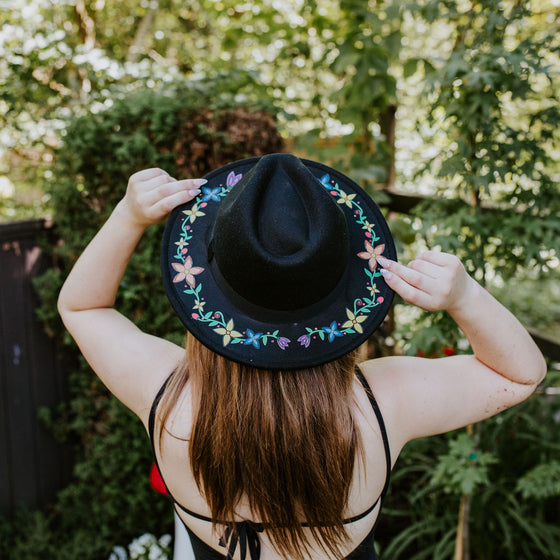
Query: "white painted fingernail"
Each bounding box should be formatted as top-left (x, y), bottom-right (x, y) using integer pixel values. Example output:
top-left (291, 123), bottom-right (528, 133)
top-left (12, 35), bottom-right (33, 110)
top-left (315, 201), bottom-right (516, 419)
top-left (377, 256), bottom-right (389, 266)
top-left (380, 269), bottom-right (392, 279)
top-left (188, 189), bottom-right (201, 196)
top-left (193, 178), bottom-right (208, 186)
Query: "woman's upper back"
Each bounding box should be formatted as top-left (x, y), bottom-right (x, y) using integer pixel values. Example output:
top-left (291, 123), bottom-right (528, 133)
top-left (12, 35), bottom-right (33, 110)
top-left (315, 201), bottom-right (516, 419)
top-left (148, 365), bottom-right (393, 560)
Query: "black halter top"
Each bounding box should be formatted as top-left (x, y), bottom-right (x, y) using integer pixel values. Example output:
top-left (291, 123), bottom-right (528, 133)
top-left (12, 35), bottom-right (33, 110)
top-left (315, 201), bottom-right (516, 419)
top-left (148, 366), bottom-right (391, 560)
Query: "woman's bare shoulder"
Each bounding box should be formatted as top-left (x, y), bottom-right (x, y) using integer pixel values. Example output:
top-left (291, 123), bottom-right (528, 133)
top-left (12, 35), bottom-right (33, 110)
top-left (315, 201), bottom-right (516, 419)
top-left (358, 353), bottom-right (536, 448)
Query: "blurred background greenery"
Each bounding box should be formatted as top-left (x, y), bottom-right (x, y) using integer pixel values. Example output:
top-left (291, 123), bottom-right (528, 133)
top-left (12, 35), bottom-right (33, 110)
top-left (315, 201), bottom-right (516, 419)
top-left (1, 1), bottom-right (559, 559)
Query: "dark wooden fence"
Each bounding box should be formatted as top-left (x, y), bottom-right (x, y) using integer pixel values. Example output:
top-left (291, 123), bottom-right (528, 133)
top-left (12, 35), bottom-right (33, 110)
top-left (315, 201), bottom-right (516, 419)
top-left (0, 219), bottom-right (71, 516)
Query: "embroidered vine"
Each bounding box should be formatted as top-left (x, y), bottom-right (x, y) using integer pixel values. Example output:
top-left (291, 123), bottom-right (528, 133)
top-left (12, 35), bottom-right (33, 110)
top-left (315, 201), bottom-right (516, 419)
top-left (170, 170), bottom-right (386, 349)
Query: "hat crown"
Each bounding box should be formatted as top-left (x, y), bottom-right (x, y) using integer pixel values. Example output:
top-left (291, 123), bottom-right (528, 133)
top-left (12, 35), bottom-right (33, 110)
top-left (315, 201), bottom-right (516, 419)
top-left (210, 154), bottom-right (349, 312)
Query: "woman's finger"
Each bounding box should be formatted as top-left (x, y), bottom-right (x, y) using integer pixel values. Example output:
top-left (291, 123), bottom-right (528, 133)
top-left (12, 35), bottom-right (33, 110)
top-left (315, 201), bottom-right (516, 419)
top-left (377, 257), bottom-right (435, 294)
top-left (407, 258), bottom-right (440, 279)
top-left (151, 188), bottom-right (201, 219)
top-left (142, 178), bottom-right (206, 205)
top-left (417, 250), bottom-right (454, 267)
top-left (129, 168), bottom-right (167, 183)
top-left (380, 267), bottom-right (434, 310)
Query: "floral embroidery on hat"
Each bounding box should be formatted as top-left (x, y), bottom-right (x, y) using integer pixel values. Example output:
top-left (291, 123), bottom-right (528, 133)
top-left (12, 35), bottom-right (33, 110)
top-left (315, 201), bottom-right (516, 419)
top-left (357, 241), bottom-right (386, 271)
top-left (171, 256), bottom-right (204, 288)
top-left (170, 171), bottom-right (388, 351)
top-left (182, 203), bottom-right (205, 223)
top-left (227, 171), bottom-right (242, 188)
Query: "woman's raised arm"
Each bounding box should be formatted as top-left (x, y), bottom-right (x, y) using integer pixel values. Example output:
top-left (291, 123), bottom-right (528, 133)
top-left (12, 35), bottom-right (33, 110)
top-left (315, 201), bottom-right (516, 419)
top-left (57, 169), bottom-right (205, 422)
top-left (362, 251), bottom-right (547, 452)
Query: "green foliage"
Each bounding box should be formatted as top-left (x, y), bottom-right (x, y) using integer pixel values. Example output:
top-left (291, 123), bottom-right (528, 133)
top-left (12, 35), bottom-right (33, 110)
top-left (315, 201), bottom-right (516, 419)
top-left (0, 76), bottom-right (284, 560)
top-left (430, 433), bottom-right (497, 496)
top-left (414, 0), bottom-right (560, 277)
top-left (397, 0), bottom-right (560, 358)
top-left (378, 374), bottom-right (560, 560)
top-left (516, 461), bottom-right (560, 500)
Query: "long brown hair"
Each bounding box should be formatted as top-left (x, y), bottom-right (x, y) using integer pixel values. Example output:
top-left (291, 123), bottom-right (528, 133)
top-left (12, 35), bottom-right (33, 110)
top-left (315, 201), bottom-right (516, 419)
top-left (157, 335), bottom-right (362, 559)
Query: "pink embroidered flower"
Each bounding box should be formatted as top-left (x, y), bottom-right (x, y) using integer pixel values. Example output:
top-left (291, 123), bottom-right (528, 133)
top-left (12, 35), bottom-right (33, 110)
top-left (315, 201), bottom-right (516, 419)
top-left (357, 241), bottom-right (385, 271)
top-left (171, 256), bottom-right (204, 287)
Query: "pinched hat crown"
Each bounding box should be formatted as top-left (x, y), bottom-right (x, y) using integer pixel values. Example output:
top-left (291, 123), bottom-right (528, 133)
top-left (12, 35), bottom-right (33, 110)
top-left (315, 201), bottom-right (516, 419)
top-left (210, 154), bottom-right (349, 312)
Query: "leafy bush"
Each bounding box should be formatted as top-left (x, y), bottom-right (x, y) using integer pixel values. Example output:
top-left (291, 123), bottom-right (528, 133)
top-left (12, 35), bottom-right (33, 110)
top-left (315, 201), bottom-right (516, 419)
top-left (0, 75), bottom-right (284, 560)
top-left (377, 371), bottom-right (560, 560)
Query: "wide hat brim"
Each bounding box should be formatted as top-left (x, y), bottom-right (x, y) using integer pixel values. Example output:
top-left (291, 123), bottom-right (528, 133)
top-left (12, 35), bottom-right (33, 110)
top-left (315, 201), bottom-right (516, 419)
top-left (161, 155), bottom-right (397, 369)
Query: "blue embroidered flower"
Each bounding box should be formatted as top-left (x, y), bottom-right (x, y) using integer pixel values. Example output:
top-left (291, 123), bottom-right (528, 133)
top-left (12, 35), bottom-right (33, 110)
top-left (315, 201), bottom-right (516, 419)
top-left (201, 186), bottom-right (221, 202)
top-left (323, 321), bottom-right (343, 342)
top-left (320, 174), bottom-right (331, 188)
top-left (244, 329), bottom-right (263, 349)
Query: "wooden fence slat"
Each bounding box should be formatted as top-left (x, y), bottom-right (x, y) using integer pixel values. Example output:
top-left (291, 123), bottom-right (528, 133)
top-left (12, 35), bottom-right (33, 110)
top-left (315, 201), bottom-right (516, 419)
top-left (0, 219), bottom-right (70, 516)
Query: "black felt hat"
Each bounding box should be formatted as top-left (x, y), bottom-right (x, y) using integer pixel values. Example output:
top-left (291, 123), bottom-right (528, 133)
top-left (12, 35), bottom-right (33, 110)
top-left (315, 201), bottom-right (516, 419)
top-left (161, 153), bottom-right (396, 369)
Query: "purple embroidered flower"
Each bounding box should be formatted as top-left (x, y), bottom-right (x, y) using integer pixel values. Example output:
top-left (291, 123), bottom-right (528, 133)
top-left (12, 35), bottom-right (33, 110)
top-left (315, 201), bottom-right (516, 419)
top-left (323, 321), bottom-right (343, 342)
top-left (244, 329), bottom-right (263, 349)
top-left (227, 171), bottom-right (242, 188)
top-left (297, 335), bottom-right (311, 348)
top-left (277, 337), bottom-right (290, 350)
top-left (201, 186), bottom-right (221, 202)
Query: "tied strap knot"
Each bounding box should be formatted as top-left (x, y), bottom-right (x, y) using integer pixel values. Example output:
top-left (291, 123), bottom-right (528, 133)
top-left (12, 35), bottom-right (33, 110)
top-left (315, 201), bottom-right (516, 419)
top-left (219, 520), bottom-right (264, 560)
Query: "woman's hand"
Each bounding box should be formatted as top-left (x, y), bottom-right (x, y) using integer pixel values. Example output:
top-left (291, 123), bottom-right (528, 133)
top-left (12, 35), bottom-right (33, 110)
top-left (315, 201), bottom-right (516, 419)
top-left (120, 168), bottom-right (206, 228)
top-left (377, 251), bottom-right (477, 313)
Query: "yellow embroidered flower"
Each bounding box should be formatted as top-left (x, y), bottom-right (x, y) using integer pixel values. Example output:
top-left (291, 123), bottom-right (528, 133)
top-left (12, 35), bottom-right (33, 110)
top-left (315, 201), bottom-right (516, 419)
top-left (367, 283), bottom-right (380, 298)
top-left (213, 319), bottom-right (243, 346)
top-left (341, 309), bottom-right (368, 333)
top-left (336, 190), bottom-right (356, 208)
top-left (361, 220), bottom-right (375, 233)
top-left (182, 203), bottom-right (205, 223)
top-left (175, 238), bottom-right (189, 251)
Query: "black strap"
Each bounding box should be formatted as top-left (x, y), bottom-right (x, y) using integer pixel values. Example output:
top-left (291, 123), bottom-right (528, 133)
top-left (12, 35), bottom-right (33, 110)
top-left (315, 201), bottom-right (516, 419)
top-left (148, 375), bottom-right (171, 443)
top-left (219, 521), bottom-right (263, 560)
top-left (354, 365), bottom-right (392, 502)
